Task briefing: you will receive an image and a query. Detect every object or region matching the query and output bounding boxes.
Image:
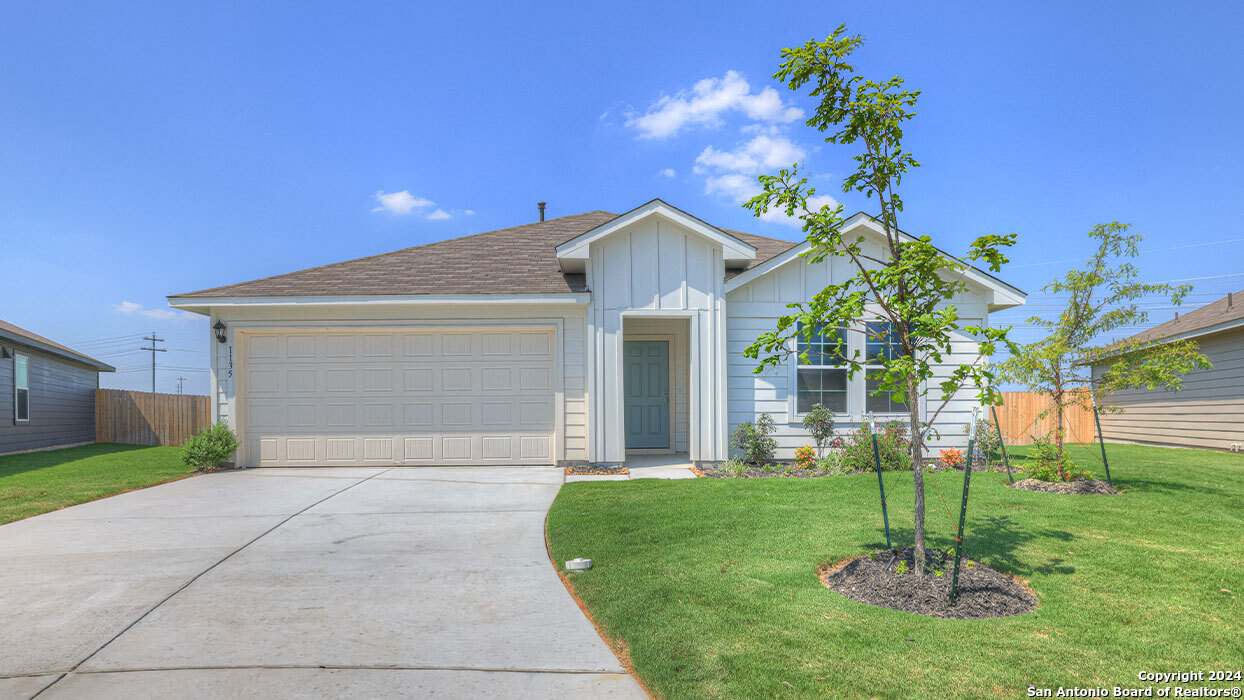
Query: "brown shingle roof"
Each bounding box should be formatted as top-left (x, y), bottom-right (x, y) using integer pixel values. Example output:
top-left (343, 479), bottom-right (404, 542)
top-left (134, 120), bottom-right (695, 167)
top-left (1125, 290), bottom-right (1244, 344)
top-left (0, 319), bottom-right (114, 371)
top-left (171, 210), bottom-right (799, 299)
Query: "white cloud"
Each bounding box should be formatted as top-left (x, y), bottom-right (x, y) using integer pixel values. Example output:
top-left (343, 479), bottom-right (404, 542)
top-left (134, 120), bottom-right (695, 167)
top-left (659, 168), bottom-right (677, 178)
top-left (372, 190), bottom-right (435, 215)
top-left (695, 133), bottom-right (807, 174)
top-left (112, 301), bottom-right (194, 321)
top-left (426, 209), bottom-right (452, 221)
top-left (626, 70), bottom-right (804, 139)
top-left (693, 132), bottom-right (834, 227)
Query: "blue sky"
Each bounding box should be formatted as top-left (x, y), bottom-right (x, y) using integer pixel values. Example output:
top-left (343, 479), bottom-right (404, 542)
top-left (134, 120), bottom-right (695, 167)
top-left (2, 2), bottom-right (1242, 394)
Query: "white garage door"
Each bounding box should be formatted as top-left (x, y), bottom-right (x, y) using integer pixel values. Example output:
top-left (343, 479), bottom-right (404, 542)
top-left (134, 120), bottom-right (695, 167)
top-left (240, 329), bottom-right (557, 466)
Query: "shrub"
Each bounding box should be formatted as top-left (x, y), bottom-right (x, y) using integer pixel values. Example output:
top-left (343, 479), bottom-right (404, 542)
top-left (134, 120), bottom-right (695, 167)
top-left (841, 420), bottom-right (913, 472)
top-left (720, 458), bottom-right (748, 477)
top-left (1022, 434), bottom-right (1094, 482)
top-left (731, 413), bottom-right (777, 465)
top-left (794, 445), bottom-right (816, 470)
top-left (182, 422), bottom-right (240, 471)
top-left (938, 447), bottom-right (965, 469)
top-left (802, 404), bottom-right (836, 457)
top-left (814, 451), bottom-right (847, 475)
top-left (963, 417), bottom-right (1002, 467)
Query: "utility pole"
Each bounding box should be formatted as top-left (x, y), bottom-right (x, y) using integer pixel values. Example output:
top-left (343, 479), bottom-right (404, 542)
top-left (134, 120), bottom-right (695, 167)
top-left (140, 331), bottom-right (166, 393)
top-left (175, 376), bottom-right (186, 395)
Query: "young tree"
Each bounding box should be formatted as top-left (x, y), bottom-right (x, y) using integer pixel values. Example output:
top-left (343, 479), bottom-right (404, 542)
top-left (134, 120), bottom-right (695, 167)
top-left (1000, 222), bottom-right (1211, 458)
top-left (743, 26), bottom-right (1017, 575)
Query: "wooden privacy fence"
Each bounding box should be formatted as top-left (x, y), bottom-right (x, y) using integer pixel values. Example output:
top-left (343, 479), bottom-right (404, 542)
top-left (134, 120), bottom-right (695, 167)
top-left (95, 389), bottom-right (211, 446)
top-left (993, 390), bottom-right (1097, 446)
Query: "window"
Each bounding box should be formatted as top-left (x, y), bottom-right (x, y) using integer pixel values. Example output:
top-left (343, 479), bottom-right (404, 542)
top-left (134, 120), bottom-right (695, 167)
top-left (14, 353), bottom-right (29, 422)
top-left (796, 322), bottom-right (847, 413)
top-left (865, 322), bottom-right (906, 413)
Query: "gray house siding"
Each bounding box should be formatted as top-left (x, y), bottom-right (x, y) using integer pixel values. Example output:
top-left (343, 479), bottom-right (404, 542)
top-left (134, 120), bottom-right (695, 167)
top-left (0, 341), bottom-right (100, 454)
top-left (1092, 325), bottom-right (1244, 452)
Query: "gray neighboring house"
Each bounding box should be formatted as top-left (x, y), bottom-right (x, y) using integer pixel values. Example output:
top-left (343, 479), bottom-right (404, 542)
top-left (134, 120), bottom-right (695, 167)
top-left (1091, 291), bottom-right (1244, 452)
top-left (0, 320), bottom-right (115, 455)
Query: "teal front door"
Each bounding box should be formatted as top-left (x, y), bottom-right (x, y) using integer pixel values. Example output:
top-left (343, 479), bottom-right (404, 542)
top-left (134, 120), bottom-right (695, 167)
top-left (624, 340), bottom-right (670, 449)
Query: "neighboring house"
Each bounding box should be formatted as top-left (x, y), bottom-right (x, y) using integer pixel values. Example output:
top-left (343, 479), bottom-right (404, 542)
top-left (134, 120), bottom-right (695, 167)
top-left (168, 199), bottom-right (1025, 468)
top-left (1091, 290), bottom-right (1244, 452)
top-left (0, 320), bottom-right (115, 455)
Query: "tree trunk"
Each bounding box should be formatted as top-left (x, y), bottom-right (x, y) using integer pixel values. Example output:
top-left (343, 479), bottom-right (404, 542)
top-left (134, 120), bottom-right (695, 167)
top-left (908, 377), bottom-right (926, 576)
top-left (1055, 395), bottom-right (1065, 454)
top-left (1051, 367), bottom-right (1065, 459)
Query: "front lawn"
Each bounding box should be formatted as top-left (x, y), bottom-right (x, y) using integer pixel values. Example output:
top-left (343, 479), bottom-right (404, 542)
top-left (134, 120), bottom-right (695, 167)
top-left (0, 443), bottom-right (194, 524)
top-left (547, 444), bottom-right (1244, 699)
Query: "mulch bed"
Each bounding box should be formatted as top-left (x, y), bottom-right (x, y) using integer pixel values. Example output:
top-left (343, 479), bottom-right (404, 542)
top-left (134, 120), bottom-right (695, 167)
top-left (1009, 477), bottom-right (1120, 495)
top-left (819, 546), bottom-right (1038, 619)
top-left (564, 465), bottom-right (630, 476)
top-left (697, 464), bottom-right (852, 479)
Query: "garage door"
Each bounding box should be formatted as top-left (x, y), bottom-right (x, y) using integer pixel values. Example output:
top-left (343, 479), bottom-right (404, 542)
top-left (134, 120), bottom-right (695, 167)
top-left (240, 329), bottom-right (556, 466)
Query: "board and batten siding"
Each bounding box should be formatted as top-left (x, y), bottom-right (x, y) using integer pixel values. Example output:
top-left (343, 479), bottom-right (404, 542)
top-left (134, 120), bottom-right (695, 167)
top-left (725, 249), bottom-right (992, 459)
top-left (1093, 325), bottom-right (1244, 451)
top-left (0, 342), bottom-right (100, 454)
top-left (586, 215), bottom-right (729, 462)
top-left (209, 303), bottom-right (589, 463)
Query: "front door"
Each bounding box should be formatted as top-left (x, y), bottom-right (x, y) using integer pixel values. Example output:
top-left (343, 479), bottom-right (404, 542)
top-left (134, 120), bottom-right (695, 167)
top-left (624, 340), bottom-right (670, 450)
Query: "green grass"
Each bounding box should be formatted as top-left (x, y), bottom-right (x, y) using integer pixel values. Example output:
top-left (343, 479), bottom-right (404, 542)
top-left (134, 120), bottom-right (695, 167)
top-left (0, 443), bottom-right (194, 524)
top-left (547, 444), bottom-right (1244, 699)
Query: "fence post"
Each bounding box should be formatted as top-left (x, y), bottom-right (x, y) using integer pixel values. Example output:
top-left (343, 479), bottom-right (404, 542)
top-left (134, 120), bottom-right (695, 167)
top-left (869, 412), bottom-right (892, 550)
top-left (949, 408), bottom-right (979, 605)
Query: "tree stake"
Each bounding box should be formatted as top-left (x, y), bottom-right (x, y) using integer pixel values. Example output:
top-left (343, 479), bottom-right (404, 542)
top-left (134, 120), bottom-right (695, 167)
top-left (950, 408), bottom-right (979, 605)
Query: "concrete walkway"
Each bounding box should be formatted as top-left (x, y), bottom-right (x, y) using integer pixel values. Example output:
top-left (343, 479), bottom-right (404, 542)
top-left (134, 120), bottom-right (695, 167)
top-left (0, 467), bottom-right (647, 699)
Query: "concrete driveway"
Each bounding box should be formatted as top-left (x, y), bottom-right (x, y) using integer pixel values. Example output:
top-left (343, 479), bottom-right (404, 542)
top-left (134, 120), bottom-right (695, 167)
top-left (0, 467), bottom-right (646, 699)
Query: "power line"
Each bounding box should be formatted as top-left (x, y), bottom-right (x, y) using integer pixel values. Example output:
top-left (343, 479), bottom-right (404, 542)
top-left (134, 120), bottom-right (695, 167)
top-left (1008, 236), bottom-right (1244, 269)
top-left (139, 332), bottom-right (166, 393)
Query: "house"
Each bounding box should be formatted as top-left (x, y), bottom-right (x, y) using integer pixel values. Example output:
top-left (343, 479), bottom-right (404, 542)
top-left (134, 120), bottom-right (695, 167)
top-left (1090, 290), bottom-right (1244, 452)
top-left (168, 199), bottom-right (1025, 468)
top-left (0, 320), bottom-right (115, 455)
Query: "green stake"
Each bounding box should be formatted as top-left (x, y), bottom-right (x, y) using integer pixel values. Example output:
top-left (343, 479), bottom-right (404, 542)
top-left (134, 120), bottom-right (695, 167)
top-left (1089, 389), bottom-right (1113, 488)
top-left (869, 412), bottom-right (892, 550)
top-left (950, 408), bottom-right (979, 605)
top-left (992, 405), bottom-right (1014, 484)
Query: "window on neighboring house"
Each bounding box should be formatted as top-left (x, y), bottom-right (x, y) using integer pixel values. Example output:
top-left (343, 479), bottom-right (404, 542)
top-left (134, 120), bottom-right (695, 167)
top-left (796, 322), bottom-right (847, 413)
top-left (865, 321), bottom-right (907, 413)
top-left (14, 353), bottom-right (29, 422)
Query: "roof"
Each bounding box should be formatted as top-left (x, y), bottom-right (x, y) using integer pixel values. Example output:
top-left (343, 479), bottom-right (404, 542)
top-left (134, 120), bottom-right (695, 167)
top-left (1119, 290), bottom-right (1244, 346)
top-left (170, 209), bottom-right (801, 300)
top-left (0, 320), bottom-right (115, 371)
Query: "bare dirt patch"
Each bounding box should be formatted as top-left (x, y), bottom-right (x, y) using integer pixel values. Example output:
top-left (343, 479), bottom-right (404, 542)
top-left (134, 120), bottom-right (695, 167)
top-left (819, 547), bottom-right (1038, 619)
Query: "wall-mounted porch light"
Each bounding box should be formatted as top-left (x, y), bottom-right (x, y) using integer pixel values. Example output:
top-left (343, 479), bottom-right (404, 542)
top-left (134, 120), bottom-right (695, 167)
top-left (213, 320), bottom-right (228, 344)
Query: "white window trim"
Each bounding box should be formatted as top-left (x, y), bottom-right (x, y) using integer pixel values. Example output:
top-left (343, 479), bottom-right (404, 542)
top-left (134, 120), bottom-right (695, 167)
top-left (785, 321), bottom-right (912, 423)
top-left (787, 323), bottom-right (854, 423)
top-left (863, 321), bottom-right (908, 416)
top-left (14, 352), bottom-right (29, 423)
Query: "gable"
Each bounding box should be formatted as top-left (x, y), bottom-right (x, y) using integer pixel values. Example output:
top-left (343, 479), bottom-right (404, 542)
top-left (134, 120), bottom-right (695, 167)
top-left (724, 213), bottom-right (1026, 312)
top-left (555, 199), bottom-right (757, 273)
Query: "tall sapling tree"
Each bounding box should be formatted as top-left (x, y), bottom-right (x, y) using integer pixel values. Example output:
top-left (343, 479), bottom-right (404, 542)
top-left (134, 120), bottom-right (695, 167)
top-left (744, 26), bottom-right (1017, 574)
top-left (999, 222), bottom-right (1212, 461)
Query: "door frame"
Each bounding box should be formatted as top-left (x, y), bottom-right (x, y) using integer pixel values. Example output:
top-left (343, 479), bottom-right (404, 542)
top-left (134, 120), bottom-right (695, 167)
top-left (623, 334), bottom-right (676, 455)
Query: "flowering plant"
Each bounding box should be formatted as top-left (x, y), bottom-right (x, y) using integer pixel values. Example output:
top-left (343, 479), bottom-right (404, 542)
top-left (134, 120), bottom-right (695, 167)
top-left (938, 447), bottom-right (965, 468)
top-left (794, 445), bottom-right (817, 470)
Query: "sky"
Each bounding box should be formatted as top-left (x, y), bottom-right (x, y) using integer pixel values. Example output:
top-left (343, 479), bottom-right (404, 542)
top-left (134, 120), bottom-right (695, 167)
top-left (2, 2), bottom-right (1242, 395)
